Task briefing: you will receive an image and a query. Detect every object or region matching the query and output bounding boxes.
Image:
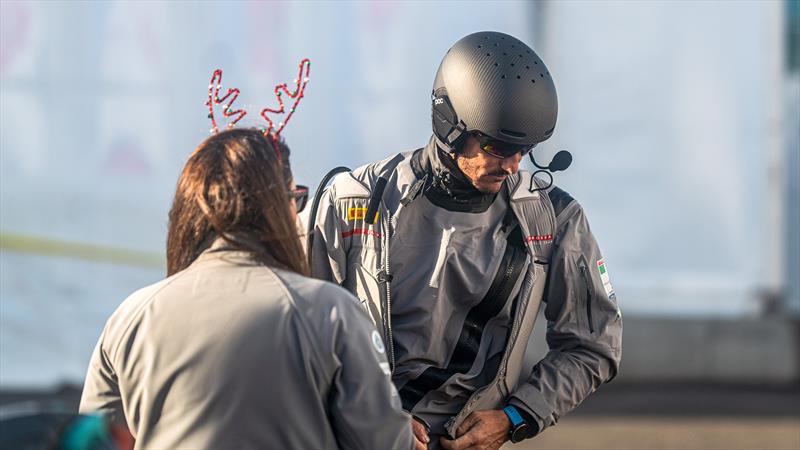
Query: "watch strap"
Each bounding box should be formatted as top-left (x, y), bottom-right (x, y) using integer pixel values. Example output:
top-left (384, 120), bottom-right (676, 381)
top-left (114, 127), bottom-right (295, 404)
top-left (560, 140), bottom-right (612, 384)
top-left (503, 405), bottom-right (525, 427)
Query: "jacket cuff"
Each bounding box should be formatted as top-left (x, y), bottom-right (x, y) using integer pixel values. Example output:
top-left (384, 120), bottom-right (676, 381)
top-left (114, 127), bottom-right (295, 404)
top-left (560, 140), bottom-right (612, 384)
top-left (508, 385), bottom-right (556, 434)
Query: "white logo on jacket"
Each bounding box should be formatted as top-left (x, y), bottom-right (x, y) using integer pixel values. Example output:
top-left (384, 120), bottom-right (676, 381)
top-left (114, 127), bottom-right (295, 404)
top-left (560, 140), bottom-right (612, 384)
top-left (371, 330), bottom-right (385, 354)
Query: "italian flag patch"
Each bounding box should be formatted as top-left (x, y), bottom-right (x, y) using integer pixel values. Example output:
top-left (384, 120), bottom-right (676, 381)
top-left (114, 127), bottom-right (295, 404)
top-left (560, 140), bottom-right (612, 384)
top-left (597, 259), bottom-right (614, 298)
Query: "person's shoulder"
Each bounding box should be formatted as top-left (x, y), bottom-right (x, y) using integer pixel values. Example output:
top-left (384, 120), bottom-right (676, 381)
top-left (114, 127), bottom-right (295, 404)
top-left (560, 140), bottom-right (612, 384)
top-left (270, 270), bottom-right (376, 354)
top-left (543, 182), bottom-right (590, 230)
top-left (107, 277), bottom-right (171, 324)
top-left (271, 269), bottom-right (366, 317)
top-left (352, 149), bottom-right (416, 178)
top-left (328, 150), bottom-right (416, 200)
top-left (100, 270), bottom-right (189, 356)
top-left (546, 183), bottom-right (578, 217)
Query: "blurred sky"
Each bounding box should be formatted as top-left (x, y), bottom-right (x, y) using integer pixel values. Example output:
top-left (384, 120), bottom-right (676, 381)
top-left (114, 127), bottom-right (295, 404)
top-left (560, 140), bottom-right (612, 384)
top-left (0, 0), bottom-right (797, 387)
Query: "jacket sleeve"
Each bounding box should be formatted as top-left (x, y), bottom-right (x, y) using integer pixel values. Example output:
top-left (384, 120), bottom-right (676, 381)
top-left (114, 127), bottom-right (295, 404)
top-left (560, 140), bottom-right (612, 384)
top-left (327, 294), bottom-right (414, 450)
top-left (310, 187), bottom-right (349, 284)
top-left (509, 199), bottom-right (622, 435)
top-left (79, 329), bottom-right (126, 425)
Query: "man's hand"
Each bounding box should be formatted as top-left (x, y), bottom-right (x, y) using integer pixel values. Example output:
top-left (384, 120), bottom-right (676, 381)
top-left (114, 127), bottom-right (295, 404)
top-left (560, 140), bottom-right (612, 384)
top-left (440, 409), bottom-right (510, 450)
top-left (411, 417), bottom-right (430, 450)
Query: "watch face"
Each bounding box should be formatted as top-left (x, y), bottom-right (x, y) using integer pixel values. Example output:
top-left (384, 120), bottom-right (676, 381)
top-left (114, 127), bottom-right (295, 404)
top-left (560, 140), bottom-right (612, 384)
top-left (511, 423), bottom-right (529, 443)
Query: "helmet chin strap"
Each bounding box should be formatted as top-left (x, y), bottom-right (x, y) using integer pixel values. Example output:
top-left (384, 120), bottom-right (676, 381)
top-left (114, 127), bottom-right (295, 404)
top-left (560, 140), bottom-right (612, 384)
top-left (528, 150), bottom-right (573, 193)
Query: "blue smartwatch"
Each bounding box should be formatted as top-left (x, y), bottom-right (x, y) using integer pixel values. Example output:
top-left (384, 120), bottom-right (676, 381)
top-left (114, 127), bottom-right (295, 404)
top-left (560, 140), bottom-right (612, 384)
top-left (502, 405), bottom-right (530, 443)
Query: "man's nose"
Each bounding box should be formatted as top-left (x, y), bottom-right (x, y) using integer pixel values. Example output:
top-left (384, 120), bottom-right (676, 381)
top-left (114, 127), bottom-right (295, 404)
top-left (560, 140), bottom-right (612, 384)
top-left (501, 153), bottom-right (522, 174)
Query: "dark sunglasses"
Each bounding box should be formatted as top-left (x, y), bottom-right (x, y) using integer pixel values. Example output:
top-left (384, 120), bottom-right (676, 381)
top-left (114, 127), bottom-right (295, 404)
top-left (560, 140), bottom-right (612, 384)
top-left (290, 185), bottom-right (309, 212)
top-left (473, 132), bottom-right (535, 159)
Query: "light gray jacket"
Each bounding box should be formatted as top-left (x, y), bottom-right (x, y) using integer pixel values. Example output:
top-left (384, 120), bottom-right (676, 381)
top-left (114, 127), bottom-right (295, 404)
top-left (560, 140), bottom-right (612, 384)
top-left (80, 240), bottom-right (413, 450)
top-left (310, 145), bottom-right (622, 437)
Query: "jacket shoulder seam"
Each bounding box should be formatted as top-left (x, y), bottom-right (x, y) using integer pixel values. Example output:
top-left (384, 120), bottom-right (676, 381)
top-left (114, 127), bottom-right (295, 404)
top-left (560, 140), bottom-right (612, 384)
top-left (547, 185), bottom-right (576, 218)
top-left (270, 270), bottom-right (334, 371)
top-left (108, 270), bottom-right (194, 363)
top-left (331, 172), bottom-right (370, 199)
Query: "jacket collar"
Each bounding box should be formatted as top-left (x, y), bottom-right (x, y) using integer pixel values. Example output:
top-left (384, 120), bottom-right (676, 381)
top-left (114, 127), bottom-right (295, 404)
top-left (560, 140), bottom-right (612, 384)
top-left (192, 235), bottom-right (264, 266)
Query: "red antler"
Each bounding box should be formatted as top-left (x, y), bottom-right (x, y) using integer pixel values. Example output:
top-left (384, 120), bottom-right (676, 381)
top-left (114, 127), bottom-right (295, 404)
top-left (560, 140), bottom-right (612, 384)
top-left (206, 69), bottom-right (247, 134)
top-left (260, 58), bottom-right (311, 140)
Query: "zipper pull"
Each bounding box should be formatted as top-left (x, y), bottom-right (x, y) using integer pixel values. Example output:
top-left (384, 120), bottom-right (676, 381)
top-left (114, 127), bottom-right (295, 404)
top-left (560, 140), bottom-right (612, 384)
top-left (444, 416), bottom-right (456, 432)
top-left (377, 270), bottom-right (393, 284)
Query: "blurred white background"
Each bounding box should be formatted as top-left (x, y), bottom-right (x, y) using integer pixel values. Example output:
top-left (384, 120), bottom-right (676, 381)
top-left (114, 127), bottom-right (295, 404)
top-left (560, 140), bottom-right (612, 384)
top-left (1, 0), bottom-right (797, 392)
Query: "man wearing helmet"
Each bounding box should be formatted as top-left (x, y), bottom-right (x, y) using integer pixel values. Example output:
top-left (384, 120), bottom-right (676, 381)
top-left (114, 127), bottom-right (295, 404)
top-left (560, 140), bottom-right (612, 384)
top-left (310, 31), bottom-right (622, 450)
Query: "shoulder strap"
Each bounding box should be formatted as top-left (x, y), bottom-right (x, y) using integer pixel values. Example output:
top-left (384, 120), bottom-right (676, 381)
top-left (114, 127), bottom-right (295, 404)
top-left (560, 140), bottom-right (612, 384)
top-left (506, 171), bottom-right (557, 264)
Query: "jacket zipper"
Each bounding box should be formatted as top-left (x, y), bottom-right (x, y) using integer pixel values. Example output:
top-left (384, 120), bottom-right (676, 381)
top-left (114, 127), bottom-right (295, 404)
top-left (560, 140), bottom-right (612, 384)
top-left (382, 203), bottom-right (396, 371)
top-left (578, 256), bottom-right (594, 334)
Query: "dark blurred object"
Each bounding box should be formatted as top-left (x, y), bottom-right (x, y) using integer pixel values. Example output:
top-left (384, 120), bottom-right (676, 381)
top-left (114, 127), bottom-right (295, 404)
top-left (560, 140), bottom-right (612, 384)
top-left (572, 382), bottom-right (800, 418)
top-left (0, 412), bottom-right (73, 450)
top-left (0, 385), bottom-right (133, 450)
top-left (0, 412), bottom-right (133, 450)
top-left (0, 384), bottom-right (81, 413)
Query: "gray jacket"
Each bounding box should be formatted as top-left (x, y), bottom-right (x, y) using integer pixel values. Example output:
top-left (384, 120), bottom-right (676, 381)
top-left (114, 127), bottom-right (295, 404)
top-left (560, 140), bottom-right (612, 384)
top-left (80, 240), bottom-right (413, 450)
top-left (309, 144), bottom-right (622, 437)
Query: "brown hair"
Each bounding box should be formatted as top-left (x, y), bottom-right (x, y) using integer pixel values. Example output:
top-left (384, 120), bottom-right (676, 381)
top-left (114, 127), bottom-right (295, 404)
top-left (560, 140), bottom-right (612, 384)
top-left (166, 128), bottom-right (307, 276)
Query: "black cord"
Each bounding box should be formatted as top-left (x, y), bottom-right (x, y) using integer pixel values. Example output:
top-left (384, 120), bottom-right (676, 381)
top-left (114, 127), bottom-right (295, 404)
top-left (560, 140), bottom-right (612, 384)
top-left (528, 169), bottom-right (553, 193)
top-left (529, 152), bottom-right (549, 170)
top-left (306, 166), bottom-right (351, 269)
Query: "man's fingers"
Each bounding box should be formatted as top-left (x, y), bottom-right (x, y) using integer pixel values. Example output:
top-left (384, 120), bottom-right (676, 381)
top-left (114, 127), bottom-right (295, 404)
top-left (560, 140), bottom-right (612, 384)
top-left (440, 436), bottom-right (456, 450)
top-left (411, 419), bottom-right (430, 443)
top-left (413, 437), bottom-right (427, 450)
top-left (456, 412), bottom-right (481, 437)
top-left (440, 431), bottom-right (477, 450)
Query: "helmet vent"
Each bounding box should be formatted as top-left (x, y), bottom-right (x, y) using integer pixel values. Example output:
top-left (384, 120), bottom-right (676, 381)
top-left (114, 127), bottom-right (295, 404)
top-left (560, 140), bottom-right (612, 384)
top-left (499, 128), bottom-right (526, 138)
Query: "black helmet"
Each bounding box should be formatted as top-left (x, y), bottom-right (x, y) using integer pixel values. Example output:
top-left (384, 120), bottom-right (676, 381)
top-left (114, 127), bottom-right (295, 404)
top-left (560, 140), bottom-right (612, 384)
top-left (432, 31), bottom-right (558, 150)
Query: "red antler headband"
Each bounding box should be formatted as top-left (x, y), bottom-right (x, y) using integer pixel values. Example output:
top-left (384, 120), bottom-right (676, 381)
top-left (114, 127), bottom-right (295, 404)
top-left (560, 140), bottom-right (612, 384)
top-left (206, 69), bottom-right (248, 133)
top-left (260, 58), bottom-right (311, 139)
top-left (205, 58), bottom-right (311, 142)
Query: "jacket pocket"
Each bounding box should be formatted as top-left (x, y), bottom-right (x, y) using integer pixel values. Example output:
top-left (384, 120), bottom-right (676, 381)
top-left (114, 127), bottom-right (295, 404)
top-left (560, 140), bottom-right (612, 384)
top-left (577, 255), bottom-right (594, 334)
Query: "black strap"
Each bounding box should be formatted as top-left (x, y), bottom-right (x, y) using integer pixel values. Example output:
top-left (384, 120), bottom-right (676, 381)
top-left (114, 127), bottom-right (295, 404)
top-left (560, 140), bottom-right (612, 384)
top-left (398, 225), bottom-right (527, 411)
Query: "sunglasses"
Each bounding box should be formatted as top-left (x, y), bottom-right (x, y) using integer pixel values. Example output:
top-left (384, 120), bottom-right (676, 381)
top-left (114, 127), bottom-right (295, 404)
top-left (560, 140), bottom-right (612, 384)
top-left (290, 185), bottom-right (309, 212)
top-left (473, 132), bottom-right (535, 159)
